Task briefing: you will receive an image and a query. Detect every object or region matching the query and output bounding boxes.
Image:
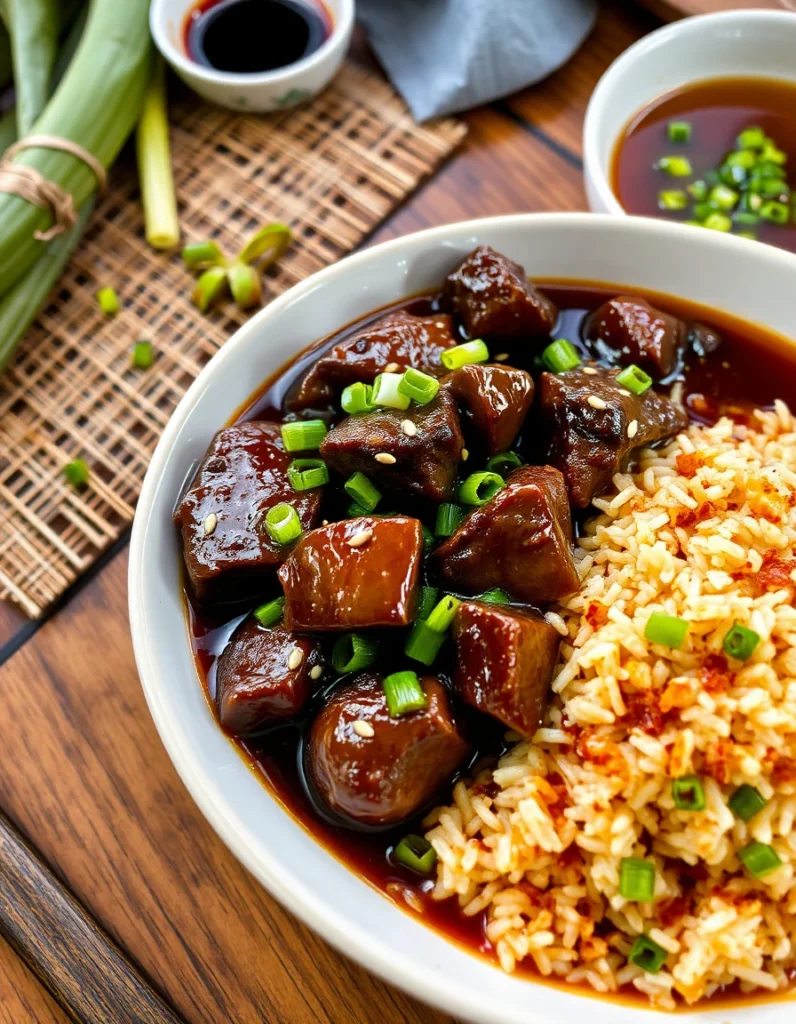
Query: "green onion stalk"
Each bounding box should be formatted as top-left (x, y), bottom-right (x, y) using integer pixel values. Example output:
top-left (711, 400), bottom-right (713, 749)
top-left (136, 56), bottom-right (180, 250)
top-left (0, 0), bottom-right (58, 136)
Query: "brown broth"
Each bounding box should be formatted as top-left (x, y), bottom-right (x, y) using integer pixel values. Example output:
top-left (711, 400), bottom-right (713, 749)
top-left (184, 281), bottom-right (796, 1007)
top-left (612, 76), bottom-right (796, 254)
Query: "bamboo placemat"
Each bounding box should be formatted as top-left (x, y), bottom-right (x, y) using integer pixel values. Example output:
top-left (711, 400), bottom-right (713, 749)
top-left (0, 63), bottom-right (466, 617)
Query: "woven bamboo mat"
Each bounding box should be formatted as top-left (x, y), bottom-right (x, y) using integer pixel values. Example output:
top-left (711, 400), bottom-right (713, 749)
top-left (0, 62), bottom-right (466, 617)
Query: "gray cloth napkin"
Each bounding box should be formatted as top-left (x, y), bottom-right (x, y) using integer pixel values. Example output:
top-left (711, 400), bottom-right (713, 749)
top-left (357, 0), bottom-right (597, 121)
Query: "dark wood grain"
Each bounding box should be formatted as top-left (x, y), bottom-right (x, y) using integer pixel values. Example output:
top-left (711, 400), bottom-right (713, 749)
top-left (0, 813), bottom-right (185, 1024)
top-left (0, 935), bottom-right (71, 1024)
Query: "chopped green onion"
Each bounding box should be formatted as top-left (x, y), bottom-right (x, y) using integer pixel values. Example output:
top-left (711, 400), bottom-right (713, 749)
top-left (63, 458), bottom-right (89, 488)
top-left (397, 367), bottom-right (440, 405)
top-left (761, 200), bottom-right (789, 225)
top-left (729, 784), bottom-right (767, 822)
top-left (253, 596), bottom-right (284, 627)
top-left (192, 265), bottom-right (228, 312)
top-left (182, 240), bottom-right (224, 270)
top-left (760, 141), bottom-right (787, 166)
top-left (658, 190), bottom-right (688, 211)
top-left (131, 339), bottom-right (154, 369)
top-left (693, 200), bottom-right (719, 222)
top-left (332, 633), bottom-right (378, 674)
top-left (628, 935), bottom-right (667, 974)
top-left (372, 371), bottom-right (411, 410)
top-left (655, 155), bottom-right (692, 177)
top-left (687, 180), bottom-right (708, 201)
top-left (738, 840), bottom-right (782, 878)
top-left (344, 471), bottom-right (381, 513)
top-left (264, 503), bottom-right (302, 545)
top-left (404, 620), bottom-right (447, 666)
top-left (440, 339), bottom-right (490, 371)
top-left (237, 222), bottom-right (292, 267)
top-left (645, 612), bottom-right (689, 649)
top-left (734, 211), bottom-right (759, 226)
top-left (435, 502), bottom-right (465, 537)
top-left (287, 458), bottom-right (329, 491)
top-left (708, 185), bottom-right (739, 211)
top-left (459, 471), bottom-right (504, 506)
top-left (619, 857), bottom-right (656, 902)
top-left (704, 170), bottom-right (720, 186)
top-left (723, 623), bottom-right (760, 661)
top-left (477, 588), bottom-right (511, 604)
top-left (394, 834), bottom-right (436, 875)
top-left (418, 585), bottom-right (440, 621)
top-left (542, 338), bottom-right (582, 373)
top-left (616, 364), bottom-right (652, 396)
top-left (740, 192), bottom-right (763, 213)
top-left (340, 381), bottom-right (375, 415)
top-left (737, 231), bottom-right (757, 241)
top-left (720, 162), bottom-right (747, 187)
top-left (759, 178), bottom-right (789, 199)
top-left (422, 525), bottom-right (435, 552)
top-left (347, 501), bottom-right (370, 517)
top-left (383, 670), bottom-right (428, 717)
top-left (227, 263), bottom-right (261, 310)
top-left (737, 126), bottom-right (766, 150)
top-left (672, 775), bottom-right (705, 812)
top-left (96, 286), bottom-right (120, 317)
top-left (725, 149), bottom-right (757, 170)
top-left (703, 212), bottom-right (733, 232)
top-left (485, 451), bottom-right (523, 477)
top-left (426, 595), bottom-right (462, 633)
top-left (667, 120), bottom-right (692, 144)
top-left (281, 419), bottom-right (327, 452)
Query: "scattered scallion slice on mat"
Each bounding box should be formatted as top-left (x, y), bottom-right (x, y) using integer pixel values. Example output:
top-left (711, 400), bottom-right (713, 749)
top-left (96, 286), bottom-right (119, 316)
top-left (136, 57), bottom-right (180, 250)
top-left (63, 458), bottom-right (89, 488)
top-left (131, 339), bottom-right (154, 369)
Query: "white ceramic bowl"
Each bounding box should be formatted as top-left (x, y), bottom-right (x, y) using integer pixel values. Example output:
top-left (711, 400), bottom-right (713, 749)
top-left (130, 213), bottom-right (796, 1024)
top-left (584, 9), bottom-right (796, 216)
top-left (150, 0), bottom-right (354, 112)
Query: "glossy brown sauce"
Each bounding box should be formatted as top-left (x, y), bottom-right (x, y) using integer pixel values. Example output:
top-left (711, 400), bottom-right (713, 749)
top-left (184, 281), bottom-right (796, 1006)
top-left (612, 76), bottom-right (796, 254)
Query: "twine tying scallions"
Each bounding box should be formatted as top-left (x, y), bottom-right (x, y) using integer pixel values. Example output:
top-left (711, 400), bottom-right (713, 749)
top-left (0, 135), bottom-right (106, 241)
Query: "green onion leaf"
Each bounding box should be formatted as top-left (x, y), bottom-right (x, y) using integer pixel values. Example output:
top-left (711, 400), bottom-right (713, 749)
top-left (397, 367), bottom-right (440, 405)
top-left (383, 670), bottom-right (428, 717)
top-left (344, 471), bottom-right (381, 513)
top-left (440, 339), bottom-right (490, 371)
top-left (628, 935), bottom-right (667, 974)
top-left (340, 381), bottom-right (375, 415)
top-left (332, 633), bottom-right (378, 674)
top-left (459, 471), bottom-right (504, 507)
top-left (435, 503), bottom-right (465, 537)
top-left (182, 240), bottom-right (224, 270)
top-left (723, 623), bottom-right (760, 661)
top-left (541, 338), bottom-right (581, 373)
top-left (426, 595), bottom-right (462, 633)
top-left (737, 126), bottom-right (766, 150)
top-left (394, 834), bottom-right (436, 875)
top-left (655, 155), bottom-right (693, 177)
top-left (616, 364), bottom-right (652, 396)
top-left (672, 775), bottom-right (705, 812)
top-left (619, 857), bottom-right (656, 902)
top-left (347, 501), bottom-right (370, 517)
top-left (667, 121), bottom-right (692, 144)
top-left (253, 596), bottom-right (284, 627)
top-left (404, 620), bottom-right (447, 666)
top-left (485, 451), bottom-right (522, 477)
top-left (477, 588), bottom-right (511, 605)
top-left (729, 784), bottom-right (767, 822)
top-left (131, 339), bottom-right (154, 370)
top-left (63, 458), bottom-right (89, 488)
top-left (418, 585), bottom-right (440, 621)
top-left (281, 419), bottom-right (327, 452)
top-left (264, 503), bottom-right (302, 545)
top-left (738, 840), bottom-right (782, 878)
top-left (760, 200), bottom-right (789, 225)
top-left (372, 371), bottom-right (411, 410)
top-left (287, 458), bottom-right (329, 491)
top-left (645, 612), bottom-right (689, 649)
top-left (96, 286), bottom-right (120, 317)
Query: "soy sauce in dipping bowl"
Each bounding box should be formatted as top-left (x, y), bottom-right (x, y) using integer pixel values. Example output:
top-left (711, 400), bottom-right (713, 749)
top-left (150, 0), bottom-right (354, 112)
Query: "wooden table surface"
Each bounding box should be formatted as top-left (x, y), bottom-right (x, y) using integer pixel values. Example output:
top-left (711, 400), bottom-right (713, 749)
top-left (0, 2), bottom-right (682, 1021)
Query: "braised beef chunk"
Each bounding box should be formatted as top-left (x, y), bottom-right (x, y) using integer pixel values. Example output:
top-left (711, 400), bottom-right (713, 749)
top-left (174, 421), bottom-right (322, 602)
top-left (453, 602), bottom-right (561, 736)
top-left (290, 309), bottom-right (457, 410)
top-left (320, 388), bottom-right (464, 501)
top-left (444, 363), bottom-right (533, 455)
top-left (537, 365), bottom-right (688, 508)
top-left (216, 617), bottom-right (322, 737)
top-left (306, 673), bottom-right (470, 827)
top-left (434, 465), bottom-right (579, 604)
top-left (688, 322), bottom-right (723, 358)
top-left (441, 245), bottom-right (557, 342)
top-left (584, 295), bottom-right (686, 379)
top-left (278, 516), bottom-right (422, 630)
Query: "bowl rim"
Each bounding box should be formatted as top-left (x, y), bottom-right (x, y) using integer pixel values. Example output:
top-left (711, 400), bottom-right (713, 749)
top-left (129, 212), bottom-right (796, 1024)
top-left (583, 8), bottom-right (796, 218)
top-left (149, 0), bottom-right (355, 88)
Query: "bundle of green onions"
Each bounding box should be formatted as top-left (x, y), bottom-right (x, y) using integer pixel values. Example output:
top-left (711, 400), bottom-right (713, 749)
top-left (0, 0), bottom-right (153, 371)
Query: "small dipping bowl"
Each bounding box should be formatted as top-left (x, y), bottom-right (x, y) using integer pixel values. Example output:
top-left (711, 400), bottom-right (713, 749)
top-left (583, 9), bottom-right (796, 216)
top-left (150, 0), bottom-right (355, 112)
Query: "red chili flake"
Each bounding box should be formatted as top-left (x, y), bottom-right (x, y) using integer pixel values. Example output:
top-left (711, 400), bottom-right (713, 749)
top-left (700, 653), bottom-right (733, 694)
top-left (658, 896), bottom-right (690, 928)
top-left (772, 758), bottom-right (796, 787)
top-left (674, 501), bottom-right (714, 529)
top-left (676, 452), bottom-right (703, 478)
top-left (704, 739), bottom-right (734, 784)
top-left (471, 781), bottom-right (500, 799)
top-left (624, 691), bottom-right (665, 735)
top-left (757, 550), bottom-right (796, 591)
top-left (559, 843), bottom-right (582, 867)
top-left (677, 861), bottom-right (709, 884)
top-left (585, 602), bottom-right (609, 629)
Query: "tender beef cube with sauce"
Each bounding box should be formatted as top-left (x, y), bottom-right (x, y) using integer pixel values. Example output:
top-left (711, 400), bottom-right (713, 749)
top-left (537, 365), bottom-right (688, 508)
top-left (434, 465), bottom-right (579, 604)
top-left (319, 388), bottom-right (464, 502)
top-left (453, 602), bottom-right (561, 736)
top-left (441, 245), bottom-right (557, 342)
top-left (584, 295), bottom-right (686, 379)
top-left (306, 673), bottom-right (470, 827)
top-left (216, 617), bottom-right (322, 737)
top-left (278, 516), bottom-right (422, 630)
top-left (174, 421), bottom-right (322, 602)
top-left (289, 309), bottom-right (457, 410)
top-left (444, 363), bottom-right (533, 455)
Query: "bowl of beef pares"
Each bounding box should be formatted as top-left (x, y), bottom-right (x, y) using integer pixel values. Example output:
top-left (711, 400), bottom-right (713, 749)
top-left (130, 214), bottom-right (796, 1023)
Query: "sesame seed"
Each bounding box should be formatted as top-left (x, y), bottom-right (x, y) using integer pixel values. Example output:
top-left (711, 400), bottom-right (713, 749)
top-left (627, 419), bottom-right (639, 439)
top-left (401, 419), bottom-right (417, 437)
top-left (348, 528), bottom-right (373, 548)
top-left (618, 388), bottom-right (631, 397)
top-left (322, 519), bottom-right (329, 526)
top-left (587, 395), bottom-right (607, 410)
top-left (495, 352), bottom-right (510, 362)
top-left (287, 647), bottom-right (304, 670)
top-left (204, 513), bottom-right (217, 535)
top-left (310, 665), bottom-right (323, 680)
top-left (353, 720), bottom-right (374, 738)
top-left (461, 448), bottom-right (469, 461)
top-left (582, 366), bottom-right (598, 375)
top-left (375, 452), bottom-right (396, 464)
top-left (384, 362), bottom-right (399, 373)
